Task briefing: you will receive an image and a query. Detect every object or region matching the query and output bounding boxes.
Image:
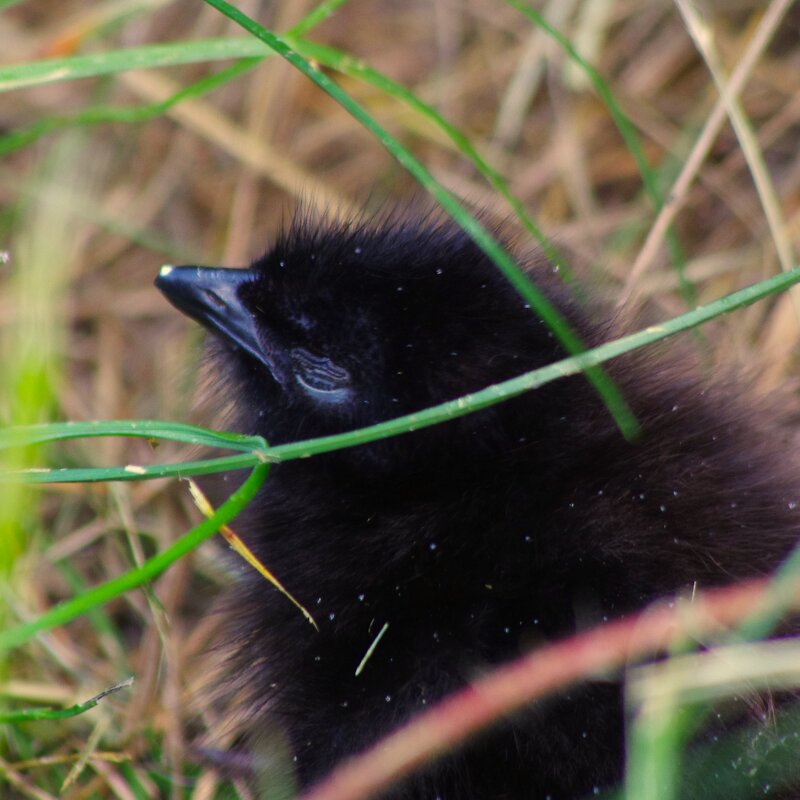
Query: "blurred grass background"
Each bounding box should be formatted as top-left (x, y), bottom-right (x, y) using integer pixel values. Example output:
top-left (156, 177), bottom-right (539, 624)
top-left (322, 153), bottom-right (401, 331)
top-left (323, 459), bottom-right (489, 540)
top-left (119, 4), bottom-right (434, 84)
top-left (1, 0), bottom-right (800, 797)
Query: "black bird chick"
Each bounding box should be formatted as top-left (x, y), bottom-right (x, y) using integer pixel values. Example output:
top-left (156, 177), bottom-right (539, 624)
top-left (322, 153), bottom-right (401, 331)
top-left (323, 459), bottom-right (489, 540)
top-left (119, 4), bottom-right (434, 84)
top-left (156, 213), bottom-right (800, 799)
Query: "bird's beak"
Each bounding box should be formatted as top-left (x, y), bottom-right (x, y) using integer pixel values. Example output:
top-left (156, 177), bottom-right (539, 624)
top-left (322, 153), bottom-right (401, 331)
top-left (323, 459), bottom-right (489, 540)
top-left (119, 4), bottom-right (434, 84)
top-left (155, 265), bottom-right (264, 364)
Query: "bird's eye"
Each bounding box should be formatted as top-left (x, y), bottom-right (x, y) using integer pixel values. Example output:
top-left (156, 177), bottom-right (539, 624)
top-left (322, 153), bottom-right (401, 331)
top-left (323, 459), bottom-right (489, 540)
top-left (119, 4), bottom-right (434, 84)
top-left (290, 348), bottom-right (351, 403)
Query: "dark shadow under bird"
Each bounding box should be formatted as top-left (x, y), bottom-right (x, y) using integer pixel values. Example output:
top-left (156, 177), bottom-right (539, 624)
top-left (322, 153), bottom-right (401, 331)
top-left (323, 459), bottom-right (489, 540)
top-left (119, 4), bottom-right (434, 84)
top-left (155, 212), bottom-right (800, 799)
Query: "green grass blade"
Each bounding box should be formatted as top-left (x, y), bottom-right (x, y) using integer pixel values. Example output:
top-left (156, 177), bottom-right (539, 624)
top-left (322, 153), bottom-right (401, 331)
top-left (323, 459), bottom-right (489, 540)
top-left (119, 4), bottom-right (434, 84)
top-left (0, 678), bottom-right (133, 723)
top-left (4, 267), bottom-right (797, 485)
top-left (0, 39), bottom-right (269, 93)
top-left (0, 58), bottom-right (261, 157)
top-left (0, 0), bottom-right (352, 153)
top-left (733, 541), bottom-right (800, 643)
top-left (0, 0), bottom-right (352, 94)
top-left (0, 420), bottom-right (266, 452)
top-left (288, 0), bottom-right (353, 37)
top-left (0, 463), bottom-right (269, 655)
top-left (285, 36), bottom-right (570, 276)
top-left (5, 453), bottom-right (263, 484)
top-left (200, 0), bottom-right (639, 441)
top-left (265, 266), bottom-right (800, 462)
top-left (0, 28), bottom-right (565, 275)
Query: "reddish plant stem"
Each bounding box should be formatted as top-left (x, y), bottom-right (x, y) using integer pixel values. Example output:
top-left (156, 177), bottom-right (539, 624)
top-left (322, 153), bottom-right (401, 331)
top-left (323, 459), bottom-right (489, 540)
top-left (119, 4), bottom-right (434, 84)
top-left (301, 578), bottom-right (781, 800)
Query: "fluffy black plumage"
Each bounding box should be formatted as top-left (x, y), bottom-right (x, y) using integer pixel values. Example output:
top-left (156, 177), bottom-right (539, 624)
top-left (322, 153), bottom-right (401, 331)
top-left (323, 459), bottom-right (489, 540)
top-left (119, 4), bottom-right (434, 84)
top-left (156, 213), bottom-right (800, 799)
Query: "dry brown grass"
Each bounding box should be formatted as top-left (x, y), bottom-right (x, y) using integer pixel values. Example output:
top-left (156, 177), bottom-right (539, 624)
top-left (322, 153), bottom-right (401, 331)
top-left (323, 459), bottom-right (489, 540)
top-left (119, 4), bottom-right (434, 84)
top-left (2, 1), bottom-right (800, 797)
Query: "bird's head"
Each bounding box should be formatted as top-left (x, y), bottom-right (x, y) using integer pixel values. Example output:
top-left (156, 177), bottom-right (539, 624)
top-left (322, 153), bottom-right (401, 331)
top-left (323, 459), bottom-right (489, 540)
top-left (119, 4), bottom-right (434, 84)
top-left (155, 214), bottom-right (596, 471)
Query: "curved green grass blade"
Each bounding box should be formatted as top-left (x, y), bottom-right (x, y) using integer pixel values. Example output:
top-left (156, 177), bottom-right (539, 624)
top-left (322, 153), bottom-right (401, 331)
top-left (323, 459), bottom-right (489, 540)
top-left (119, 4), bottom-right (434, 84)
top-left (285, 37), bottom-right (570, 277)
top-left (265, 266), bottom-right (800, 462)
top-left (0, 39), bottom-right (268, 93)
top-left (0, 58), bottom-right (260, 157)
top-left (0, 0), bottom-right (352, 153)
top-left (5, 453), bottom-right (264, 484)
top-left (288, 0), bottom-right (353, 38)
top-left (7, 265), bottom-right (794, 486)
top-left (0, 30), bottom-right (565, 278)
top-left (0, 464), bottom-right (269, 655)
top-left (0, 1), bottom-right (351, 93)
top-left (0, 420), bottom-right (266, 452)
top-left (200, 0), bottom-right (638, 441)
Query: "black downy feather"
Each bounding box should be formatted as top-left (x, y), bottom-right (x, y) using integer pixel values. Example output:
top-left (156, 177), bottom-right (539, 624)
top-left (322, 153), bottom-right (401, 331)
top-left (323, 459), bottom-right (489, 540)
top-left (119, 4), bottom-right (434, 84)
top-left (156, 212), bottom-right (800, 799)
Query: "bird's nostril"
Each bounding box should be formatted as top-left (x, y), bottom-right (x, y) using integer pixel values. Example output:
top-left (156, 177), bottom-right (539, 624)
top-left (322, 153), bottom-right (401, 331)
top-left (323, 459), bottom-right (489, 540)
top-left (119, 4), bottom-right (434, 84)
top-left (201, 288), bottom-right (226, 310)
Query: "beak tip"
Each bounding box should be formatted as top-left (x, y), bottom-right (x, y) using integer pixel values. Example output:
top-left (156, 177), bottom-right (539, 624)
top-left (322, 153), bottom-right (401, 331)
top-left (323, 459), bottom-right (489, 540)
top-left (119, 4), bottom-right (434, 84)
top-left (153, 264), bottom-right (175, 292)
top-left (155, 264), bottom-right (175, 289)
